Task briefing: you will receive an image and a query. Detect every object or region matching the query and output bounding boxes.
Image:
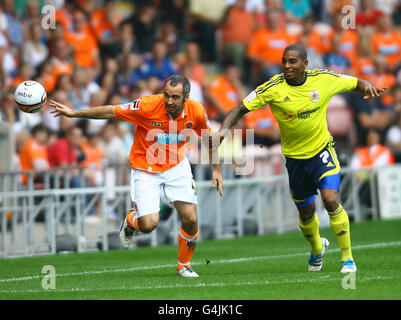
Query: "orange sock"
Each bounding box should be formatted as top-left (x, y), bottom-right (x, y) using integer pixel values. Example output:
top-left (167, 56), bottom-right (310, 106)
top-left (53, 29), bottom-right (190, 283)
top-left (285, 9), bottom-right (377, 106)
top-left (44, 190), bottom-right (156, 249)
top-left (126, 209), bottom-right (141, 232)
top-left (177, 226), bottom-right (199, 270)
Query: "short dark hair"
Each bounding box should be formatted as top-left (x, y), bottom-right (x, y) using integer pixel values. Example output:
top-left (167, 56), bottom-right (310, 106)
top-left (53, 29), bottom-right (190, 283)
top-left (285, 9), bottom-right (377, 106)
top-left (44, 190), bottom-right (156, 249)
top-left (284, 44), bottom-right (308, 60)
top-left (31, 124), bottom-right (47, 137)
top-left (164, 74), bottom-right (191, 97)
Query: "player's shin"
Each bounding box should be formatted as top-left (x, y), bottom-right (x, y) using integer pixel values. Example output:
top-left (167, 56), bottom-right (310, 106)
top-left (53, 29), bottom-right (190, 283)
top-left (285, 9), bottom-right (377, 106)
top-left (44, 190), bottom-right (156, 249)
top-left (177, 226), bottom-right (199, 270)
top-left (299, 213), bottom-right (323, 255)
top-left (328, 204), bottom-right (353, 261)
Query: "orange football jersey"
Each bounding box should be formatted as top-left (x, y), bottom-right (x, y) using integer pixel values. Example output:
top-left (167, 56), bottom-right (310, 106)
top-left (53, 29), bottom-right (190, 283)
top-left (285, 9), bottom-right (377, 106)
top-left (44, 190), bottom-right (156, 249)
top-left (114, 94), bottom-right (211, 172)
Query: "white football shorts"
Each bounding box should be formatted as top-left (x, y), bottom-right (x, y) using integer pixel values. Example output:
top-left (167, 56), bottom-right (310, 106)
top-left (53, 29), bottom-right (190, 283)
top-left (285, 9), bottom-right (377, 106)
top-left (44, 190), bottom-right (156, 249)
top-left (130, 157), bottom-right (197, 217)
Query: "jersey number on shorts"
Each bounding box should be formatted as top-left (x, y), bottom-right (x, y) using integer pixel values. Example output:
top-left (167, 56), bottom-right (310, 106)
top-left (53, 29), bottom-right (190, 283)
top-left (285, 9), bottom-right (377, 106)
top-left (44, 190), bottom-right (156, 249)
top-left (320, 151), bottom-right (330, 164)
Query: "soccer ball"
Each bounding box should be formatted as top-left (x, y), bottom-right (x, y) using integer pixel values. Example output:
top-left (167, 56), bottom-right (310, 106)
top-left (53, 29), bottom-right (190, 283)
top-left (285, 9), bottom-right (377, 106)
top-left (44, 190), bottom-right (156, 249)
top-left (14, 80), bottom-right (47, 113)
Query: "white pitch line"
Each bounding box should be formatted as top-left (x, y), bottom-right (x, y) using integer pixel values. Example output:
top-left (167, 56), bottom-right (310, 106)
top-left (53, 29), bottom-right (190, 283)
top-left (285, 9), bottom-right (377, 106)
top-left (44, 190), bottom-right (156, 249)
top-left (0, 275), bottom-right (399, 295)
top-left (1, 240), bottom-right (401, 284)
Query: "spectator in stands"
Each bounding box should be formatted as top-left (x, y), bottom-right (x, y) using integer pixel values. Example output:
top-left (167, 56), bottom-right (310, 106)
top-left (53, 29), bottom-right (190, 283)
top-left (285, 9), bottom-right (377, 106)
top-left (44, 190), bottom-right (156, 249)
top-left (350, 128), bottom-right (395, 169)
top-left (247, 9), bottom-right (295, 84)
top-left (386, 113), bottom-right (401, 162)
top-left (282, 0), bottom-right (313, 22)
top-left (324, 13), bottom-right (359, 71)
top-left (323, 34), bottom-right (352, 74)
top-left (2, 0), bottom-right (24, 50)
top-left (371, 14), bottom-right (401, 73)
top-left (243, 105), bottom-right (281, 148)
top-left (370, 55), bottom-right (397, 108)
top-left (177, 41), bottom-right (207, 89)
top-left (207, 63), bottom-right (246, 121)
top-left (69, 67), bottom-right (91, 111)
top-left (8, 63), bottom-right (33, 90)
top-left (22, 24), bottom-right (48, 70)
top-left (0, 40), bottom-right (17, 78)
top-left (65, 10), bottom-right (100, 71)
top-left (47, 126), bottom-right (83, 168)
top-left (356, 0), bottom-right (384, 30)
top-left (158, 0), bottom-right (188, 41)
top-left (55, 0), bottom-right (76, 32)
top-left (114, 22), bottom-right (140, 60)
top-left (138, 41), bottom-right (178, 82)
top-left (347, 86), bottom-right (393, 147)
top-left (157, 20), bottom-right (179, 56)
top-left (188, 0), bottom-right (227, 62)
top-left (90, 0), bottom-right (120, 58)
top-left (48, 38), bottom-right (74, 87)
top-left (100, 122), bottom-right (127, 164)
top-left (354, 38), bottom-right (375, 81)
top-left (81, 132), bottom-right (103, 187)
top-left (124, 4), bottom-right (157, 54)
top-left (220, 0), bottom-right (255, 78)
top-left (19, 124), bottom-right (49, 185)
top-left (181, 63), bottom-right (204, 104)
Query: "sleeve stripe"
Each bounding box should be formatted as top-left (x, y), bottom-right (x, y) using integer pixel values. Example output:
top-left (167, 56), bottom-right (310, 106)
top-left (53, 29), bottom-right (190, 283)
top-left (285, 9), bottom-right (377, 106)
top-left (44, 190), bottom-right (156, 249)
top-left (257, 77), bottom-right (285, 95)
top-left (307, 71), bottom-right (340, 78)
top-left (256, 74), bottom-right (285, 94)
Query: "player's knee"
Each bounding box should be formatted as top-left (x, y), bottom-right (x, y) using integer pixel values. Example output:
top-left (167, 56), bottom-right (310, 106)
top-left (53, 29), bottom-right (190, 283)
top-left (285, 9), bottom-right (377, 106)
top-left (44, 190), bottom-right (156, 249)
top-left (139, 214), bottom-right (159, 233)
top-left (181, 213), bottom-right (198, 228)
top-left (322, 194), bottom-right (339, 212)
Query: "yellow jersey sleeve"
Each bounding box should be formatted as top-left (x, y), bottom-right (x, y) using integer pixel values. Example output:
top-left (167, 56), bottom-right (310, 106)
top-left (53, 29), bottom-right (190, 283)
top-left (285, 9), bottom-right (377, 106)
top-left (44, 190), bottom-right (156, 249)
top-left (311, 69), bottom-right (358, 96)
top-left (243, 74), bottom-right (284, 111)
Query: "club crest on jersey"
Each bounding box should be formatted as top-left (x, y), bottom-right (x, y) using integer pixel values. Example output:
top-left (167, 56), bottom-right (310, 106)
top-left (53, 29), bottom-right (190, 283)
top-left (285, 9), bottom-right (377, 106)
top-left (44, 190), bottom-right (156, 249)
top-left (185, 120), bottom-right (193, 128)
top-left (130, 99), bottom-right (141, 111)
top-left (309, 90), bottom-right (320, 103)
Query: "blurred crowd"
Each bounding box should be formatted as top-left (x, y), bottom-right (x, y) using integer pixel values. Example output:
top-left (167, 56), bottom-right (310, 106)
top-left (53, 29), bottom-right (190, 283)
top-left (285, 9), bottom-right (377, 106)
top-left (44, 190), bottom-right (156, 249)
top-left (1, 0), bottom-right (401, 182)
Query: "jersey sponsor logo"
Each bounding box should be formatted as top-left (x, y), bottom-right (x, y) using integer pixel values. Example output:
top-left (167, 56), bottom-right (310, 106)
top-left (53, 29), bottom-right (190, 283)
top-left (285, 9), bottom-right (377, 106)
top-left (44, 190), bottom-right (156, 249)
top-left (150, 121), bottom-right (162, 127)
top-left (130, 99), bottom-right (141, 111)
top-left (245, 90), bottom-right (257, 103)
top-left (309, 90), bottom-right (320, 103)
top-left (156, 132), bottom-right (186, 144)
top-left (297, 106), bottom-right (320, 119)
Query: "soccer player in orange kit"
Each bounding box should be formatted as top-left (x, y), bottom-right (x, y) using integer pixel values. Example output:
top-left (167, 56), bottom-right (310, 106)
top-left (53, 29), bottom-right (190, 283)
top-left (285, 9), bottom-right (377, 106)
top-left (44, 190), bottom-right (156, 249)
top-left (50, 75), bottom-right (223, 277)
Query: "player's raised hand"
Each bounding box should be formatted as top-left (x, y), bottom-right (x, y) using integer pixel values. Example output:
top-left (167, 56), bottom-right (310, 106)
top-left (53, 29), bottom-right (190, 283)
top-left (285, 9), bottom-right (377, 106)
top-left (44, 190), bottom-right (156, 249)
top-left (363, 85), bottom-right (388, 100)
top-left (211, 168), bottom-right (223, 197)
top-left (49, 100), bottom-right (75, 117)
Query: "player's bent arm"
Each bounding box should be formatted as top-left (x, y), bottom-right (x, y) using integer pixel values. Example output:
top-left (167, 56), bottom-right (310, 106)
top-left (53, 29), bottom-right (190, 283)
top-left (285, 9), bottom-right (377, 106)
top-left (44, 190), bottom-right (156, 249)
top-left (219, 102), bottom-right (250, 142)
top-left (50, 100), bottom-right (116, 119)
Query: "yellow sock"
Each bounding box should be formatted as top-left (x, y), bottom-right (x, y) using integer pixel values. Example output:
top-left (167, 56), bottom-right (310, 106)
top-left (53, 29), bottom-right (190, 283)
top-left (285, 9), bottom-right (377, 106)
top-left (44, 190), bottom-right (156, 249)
top-left (299, 213), bottom-right (322, 255)
top-left (329, 204), bottom-right (353, 262)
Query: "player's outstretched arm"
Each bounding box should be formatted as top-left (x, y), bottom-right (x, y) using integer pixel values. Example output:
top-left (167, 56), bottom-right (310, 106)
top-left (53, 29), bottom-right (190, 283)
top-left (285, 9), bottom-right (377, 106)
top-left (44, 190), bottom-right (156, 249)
top-left (356, 78), bottom-right (388, 100)
top-left (49, 100), bottom-right (116, 119)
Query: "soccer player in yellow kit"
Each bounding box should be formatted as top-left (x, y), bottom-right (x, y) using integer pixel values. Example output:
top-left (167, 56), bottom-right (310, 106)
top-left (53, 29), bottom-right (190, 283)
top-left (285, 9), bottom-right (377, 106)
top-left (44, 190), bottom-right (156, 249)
top-left (214, 44), bottom-right (387, 273)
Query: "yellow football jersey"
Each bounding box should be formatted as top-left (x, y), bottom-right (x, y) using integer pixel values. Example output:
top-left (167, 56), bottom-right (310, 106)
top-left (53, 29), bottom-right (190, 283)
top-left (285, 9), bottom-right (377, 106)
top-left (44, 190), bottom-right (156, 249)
top-left (243, 69), bottom-right (358, 159)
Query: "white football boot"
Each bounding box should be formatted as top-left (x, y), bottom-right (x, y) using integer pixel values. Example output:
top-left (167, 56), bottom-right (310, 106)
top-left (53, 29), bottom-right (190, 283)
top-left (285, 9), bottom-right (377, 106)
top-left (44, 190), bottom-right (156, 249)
top-left (308, 237), bottom-right (329, 271)
top-left (177, 266), bottom-right (199, 278)
top-left (119, 210), bottom-right (136, 249)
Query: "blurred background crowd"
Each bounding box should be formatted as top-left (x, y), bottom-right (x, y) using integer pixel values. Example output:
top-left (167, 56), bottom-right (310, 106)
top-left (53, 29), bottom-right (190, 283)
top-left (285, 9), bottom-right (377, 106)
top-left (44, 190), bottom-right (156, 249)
top-left (1, 0), bottom-right (401, 183)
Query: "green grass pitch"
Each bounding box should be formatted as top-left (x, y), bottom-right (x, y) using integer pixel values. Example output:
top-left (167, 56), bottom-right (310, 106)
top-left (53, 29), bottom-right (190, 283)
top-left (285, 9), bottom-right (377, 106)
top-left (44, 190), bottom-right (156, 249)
top-left (1, 219), bottom-right (400, 300)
